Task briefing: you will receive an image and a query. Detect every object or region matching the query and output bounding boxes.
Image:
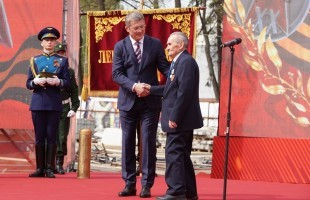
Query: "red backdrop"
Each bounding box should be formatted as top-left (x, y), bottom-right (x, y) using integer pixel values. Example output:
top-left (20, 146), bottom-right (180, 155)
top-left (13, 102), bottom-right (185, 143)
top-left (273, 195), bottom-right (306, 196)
top-left (0, 0), bottom-right (64, 174)
top-left (218, 0), bottom-right (310, 138)
top-left (0, 0), bottom-right (63, 129)
top-left (212, 0), bottom-right (310, 184)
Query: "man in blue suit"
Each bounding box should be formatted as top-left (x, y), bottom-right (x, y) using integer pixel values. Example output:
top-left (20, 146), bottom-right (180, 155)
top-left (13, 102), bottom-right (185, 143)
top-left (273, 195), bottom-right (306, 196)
top-left (150, 32), bottom-right (203, 200)
top-left (112, 11), bottom-right (169, 198)
top-left (26, 27), bottom-right (70, 178)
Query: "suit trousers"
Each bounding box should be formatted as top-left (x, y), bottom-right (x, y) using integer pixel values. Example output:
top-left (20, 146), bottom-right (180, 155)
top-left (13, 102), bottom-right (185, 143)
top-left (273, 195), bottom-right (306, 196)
top-left (165, 130), bottom-right (197, 197)
top-left (119, 98), bottom-right (160, 188)
top-left (31, 110), bottom-right (60, 145)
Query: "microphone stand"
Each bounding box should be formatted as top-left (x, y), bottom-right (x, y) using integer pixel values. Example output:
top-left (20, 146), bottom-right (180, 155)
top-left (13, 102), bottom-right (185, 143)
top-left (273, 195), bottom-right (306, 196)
top-left (223, 45), bottom-right (235, 200)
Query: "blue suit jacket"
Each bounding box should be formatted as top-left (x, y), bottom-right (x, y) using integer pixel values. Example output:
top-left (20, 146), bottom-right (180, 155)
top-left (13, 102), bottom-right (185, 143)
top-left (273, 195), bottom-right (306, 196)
top-left (112, 35), bottom-right (169, 111)
top-left (26, 53), bottom-right (70, 111)
top-left (151, 50), bottom-right (203, 132)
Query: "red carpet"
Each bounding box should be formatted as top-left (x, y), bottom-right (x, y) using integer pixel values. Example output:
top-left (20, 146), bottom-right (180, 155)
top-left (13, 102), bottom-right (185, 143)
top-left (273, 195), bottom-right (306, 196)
top-left (0, 172), bottom-right (308, 200)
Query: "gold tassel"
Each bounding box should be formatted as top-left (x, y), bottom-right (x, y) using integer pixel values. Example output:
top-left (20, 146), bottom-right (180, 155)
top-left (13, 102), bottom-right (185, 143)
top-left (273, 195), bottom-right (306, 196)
top-left (81, 84), bottom-right (88, 101)
top-left (30, 57), bottom-right (38, 77)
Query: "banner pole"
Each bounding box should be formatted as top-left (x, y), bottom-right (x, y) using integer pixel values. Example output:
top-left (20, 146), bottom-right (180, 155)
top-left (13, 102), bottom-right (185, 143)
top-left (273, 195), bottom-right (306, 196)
top-left (140, 0), bottom-right (144, 9)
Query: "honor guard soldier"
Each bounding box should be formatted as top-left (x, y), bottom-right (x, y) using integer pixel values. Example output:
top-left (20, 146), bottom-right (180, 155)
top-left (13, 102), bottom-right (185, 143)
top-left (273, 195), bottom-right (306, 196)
top-left (54, 43), bottom-right (80, 174)
top-left (26, 27), bottom-right (71, 178)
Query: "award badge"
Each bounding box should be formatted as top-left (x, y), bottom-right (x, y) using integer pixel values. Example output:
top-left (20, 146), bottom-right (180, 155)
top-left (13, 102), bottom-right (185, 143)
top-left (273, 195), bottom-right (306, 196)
top-left (170, 69), bottom-right (175, 81)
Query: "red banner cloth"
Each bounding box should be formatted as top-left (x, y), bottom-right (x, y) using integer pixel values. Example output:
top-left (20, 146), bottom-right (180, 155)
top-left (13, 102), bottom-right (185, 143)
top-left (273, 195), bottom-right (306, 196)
top-left (87, 8), bottom-right (198, 97)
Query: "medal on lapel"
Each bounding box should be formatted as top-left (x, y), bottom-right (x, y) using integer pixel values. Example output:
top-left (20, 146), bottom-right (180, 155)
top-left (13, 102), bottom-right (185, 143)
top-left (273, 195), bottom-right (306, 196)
top-left (54, 59), bottom-right (60, 67)
top-left (170, 69), bottom-right (175, 81)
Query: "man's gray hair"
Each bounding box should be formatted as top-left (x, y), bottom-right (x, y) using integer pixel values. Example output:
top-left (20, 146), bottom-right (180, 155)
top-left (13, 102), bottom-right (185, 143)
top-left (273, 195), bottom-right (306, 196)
top-left (125, 11), bottom-right (145, 27)
top-left (170, 31), bottom-right (188, 49)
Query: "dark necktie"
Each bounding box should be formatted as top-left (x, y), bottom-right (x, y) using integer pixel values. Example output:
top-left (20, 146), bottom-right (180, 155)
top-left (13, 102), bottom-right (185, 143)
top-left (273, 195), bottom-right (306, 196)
top-left (168, 61), bottom-right (175, 77)
top-left (135, 41), bottom-right (141, 63)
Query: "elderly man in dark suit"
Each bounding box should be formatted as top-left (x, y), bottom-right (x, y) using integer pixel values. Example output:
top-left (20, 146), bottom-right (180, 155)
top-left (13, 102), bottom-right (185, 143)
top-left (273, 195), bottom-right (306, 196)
top-left (112, 11), bottom-right (169, 198)
top-left (26, 27), bottom-right (70, 178)
top-left (149, 31), bottom-right (203, 200)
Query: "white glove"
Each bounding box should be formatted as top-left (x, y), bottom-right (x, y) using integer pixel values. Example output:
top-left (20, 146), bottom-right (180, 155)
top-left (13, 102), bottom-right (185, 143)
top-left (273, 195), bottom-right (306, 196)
top-left (67, 110), bottom-right (76, 117)
top-left (33, 77), bottom-right (47, 86)
top-left (47, 76), bottom-right (60, 86)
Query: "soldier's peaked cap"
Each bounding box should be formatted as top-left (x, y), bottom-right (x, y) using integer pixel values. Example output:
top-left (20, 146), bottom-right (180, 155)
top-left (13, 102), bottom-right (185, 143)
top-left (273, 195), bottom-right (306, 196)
top-left (55, 43), bottom-right (67, 52)
top-left (38, 27), bottom-right (60, 41)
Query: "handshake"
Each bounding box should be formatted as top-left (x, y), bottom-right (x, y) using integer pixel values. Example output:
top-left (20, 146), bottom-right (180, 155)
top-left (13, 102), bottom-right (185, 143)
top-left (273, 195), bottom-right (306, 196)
top-left (33, 76), bottom-right (60, 87)
top-left (134, 83), bottom-right (151, 97)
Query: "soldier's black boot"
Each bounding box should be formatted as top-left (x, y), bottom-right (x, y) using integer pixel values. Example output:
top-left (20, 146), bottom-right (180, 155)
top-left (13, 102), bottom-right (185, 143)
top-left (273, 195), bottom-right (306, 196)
top-left (29, 145), bottom-right (45, 177)
top-left (55, 155), bottom-right (65, 175)
top-left (45, 144), bottom-right (57, 178)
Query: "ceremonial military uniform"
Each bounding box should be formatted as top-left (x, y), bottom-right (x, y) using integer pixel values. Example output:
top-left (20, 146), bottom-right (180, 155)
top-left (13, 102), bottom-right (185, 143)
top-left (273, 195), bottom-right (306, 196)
top-left (54, 43), bottom-right (80, 174)
top-left (26, 27), bottom-right (70, 178)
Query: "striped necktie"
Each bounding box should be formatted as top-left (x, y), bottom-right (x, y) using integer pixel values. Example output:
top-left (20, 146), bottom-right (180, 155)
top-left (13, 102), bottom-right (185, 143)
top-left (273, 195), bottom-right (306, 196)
top-left (168, 61), bottom-right (175, 77)
top-left (135, 41), bottom-right (141, 63)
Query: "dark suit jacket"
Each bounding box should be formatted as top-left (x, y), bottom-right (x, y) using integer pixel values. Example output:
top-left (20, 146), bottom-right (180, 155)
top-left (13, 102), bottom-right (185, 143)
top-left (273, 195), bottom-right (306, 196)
top-left (112, 35), bottom-right (169, 111)
top-left (26, 53), bottom-right (70, 111)
top-left (151, 50), bottom-right (203, 132)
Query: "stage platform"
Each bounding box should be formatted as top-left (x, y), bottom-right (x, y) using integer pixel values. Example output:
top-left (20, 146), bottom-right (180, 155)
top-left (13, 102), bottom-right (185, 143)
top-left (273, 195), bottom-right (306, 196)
top-left (0, 172), bottom-right (308, 200)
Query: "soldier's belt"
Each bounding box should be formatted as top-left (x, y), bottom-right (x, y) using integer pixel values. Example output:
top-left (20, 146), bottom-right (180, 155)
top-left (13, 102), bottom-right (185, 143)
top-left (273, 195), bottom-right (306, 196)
top-left (62, 98), bottom-right (71, 105)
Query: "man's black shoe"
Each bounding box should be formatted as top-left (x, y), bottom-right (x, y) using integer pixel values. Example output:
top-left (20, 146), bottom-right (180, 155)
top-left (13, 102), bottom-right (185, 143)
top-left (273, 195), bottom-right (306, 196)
top-left (55, 165), bottom-right (65, 175)
top-left (118, 186), bottom-right (137, 197)
top-left (156, 194), bottom-right (186, 200)
top-left (29, 169), bottom-right (45, 177)
top-left (45, 169), bottom-right (56, 178)
top-left (140, 186), bottom-right (151, 198)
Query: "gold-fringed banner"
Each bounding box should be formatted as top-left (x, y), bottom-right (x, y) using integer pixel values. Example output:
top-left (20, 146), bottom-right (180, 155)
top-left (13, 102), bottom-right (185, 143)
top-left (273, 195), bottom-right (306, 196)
top-left (86, 8), bottom-right (199, 97)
